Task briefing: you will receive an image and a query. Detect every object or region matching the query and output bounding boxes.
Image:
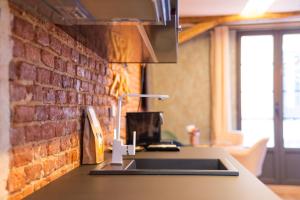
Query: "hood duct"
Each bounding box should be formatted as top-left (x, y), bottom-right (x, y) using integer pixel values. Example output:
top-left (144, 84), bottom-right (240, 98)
top-left (10, 0), bottom-right (178, 63)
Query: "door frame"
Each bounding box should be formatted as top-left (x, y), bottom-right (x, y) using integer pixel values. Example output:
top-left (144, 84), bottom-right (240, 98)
top-left (237, 29), bottom-right (300, 184)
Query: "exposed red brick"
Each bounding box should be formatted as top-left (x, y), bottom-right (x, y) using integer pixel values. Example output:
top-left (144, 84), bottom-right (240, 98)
top-left (71, 149), bottom-right (78, 162)
top-left (33, 178), bottom-right (49, 192)
top-left (97, 75), bottom-right (103, 84)
top-left (37, 68), bottom-right (51, 84)
top-left (13, 37), bottom-right (25, 57)
top-left (25, 125), bottom-right (42, 142)
top-left (77, 93), bottom-right (84, 105)
top-left (85, 94), bottom-right (92, 105)
top-left (71, 134), bottom-right (79, 147)
top-left (49, 106), bottom-right (62, 120)
top-left (76, 66), bottom-right (85, 77)
top-left (33, 143), bottom-right (47, 160)
top-left (66, 62), bottom-right (76, 76)
top-left (67, 91), bottom-right (77, 104)
top-left (92, 96), bottom-right (98, 105)
top-left (21, 184), bottom-right (35, 199)
top-left (49, 36), bottom-right (62, 55)
top-left (8, 190), bottom-right (23, 200)
top-left (25, 43), bottom-right (40, 63)
top-left (65, 151), bottom-right (72, 164)
top-left (11, 145), bottom-right (34, 167)
top-left (10, 83), bottom-right (27, 101)
top-left (65, 121), bottom-right (77, 135)
top-left (44, 89), bottom-right (56, 104)
top-left (80, 54), bottom-right (87, 66)
top-left (8, 5), bottom-right (141, 199)
top-left (95, 62), bottom-right (101, 71)
top-left (51, 72), bottom-right (62, 87)
top-left (102, 77), bottom-right (108, 86)
top-left (62, 76), bottom-right (73, 88)
top-left (75, 80), bottom-right (81, 91)
top-left (55, 122), bottom-right (65, 137)
top-left (41, 123), bottom-right (55, 140)
top-left (14, 106), bottom-right (35, 122)
top-left (88, 83), bottom-right (94, 93)
top-left (71, 49), bottom-right (79, 63)
top-left (63, 107), bottom-right (76, 119)
top-left (7, 170), bottom-right (26, 193)
top-left (47, 139), bottom-right (61, 155)
top-left (85, 70), bottom-right (91, 80)
top-left (56, 154), bottom-right (66, 169)
top-left (100, 64), bottom-right (107, 76)
top-left (95, 85), bottom-right (102, 94)
top-left (43, 159), bottom-right (56, 176)
top-left (105, 86), bottom-right (110, 95)
top-left (9, 61), bottom-right (18, 80)
top-left (91, 73), bottom-right (98, 82)
top-left (98, 97), bottom-right (103, 105)
top-left (56, 90), bottom-right (67, 104)
top-left (80, 81), bottom-right (89, 92)
top-left (24, 163), bottom-right (42, 183)
top-left (61, 44), bottom-right (71, 59)
top-left (32, 85), bottom-right (43, 101)
top-left (19, 62), bottom-right (36, 81)
top-left (13, 17), bottom-right (34, 41)
top-left (35, 106), bottom-right (49, 121)
top-left (41, 50), bottom-right (54, 68)
top-left (54, 57), bottom-right (65, 72)
top-left (88, 58), bottom-right (95, 70)
top-left (60, 136), bottom-right (71, 151)
top-left (10, 127), bottom-right (25, 146)
top-left (36, 27), bottom-right (49, 46)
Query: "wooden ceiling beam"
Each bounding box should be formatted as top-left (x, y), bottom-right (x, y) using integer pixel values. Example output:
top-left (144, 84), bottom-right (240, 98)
top-left (179, 11), bottom-right (300, 44)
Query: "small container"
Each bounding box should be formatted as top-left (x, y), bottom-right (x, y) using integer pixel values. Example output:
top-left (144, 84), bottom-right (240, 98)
top-left (186, 125), bottom-right (200, 146)
top-left (189, 130), bottom-right (200, 146)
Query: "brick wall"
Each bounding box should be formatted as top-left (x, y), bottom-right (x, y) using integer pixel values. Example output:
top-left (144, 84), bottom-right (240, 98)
top-left (7, 5), bottom-right (141, 200)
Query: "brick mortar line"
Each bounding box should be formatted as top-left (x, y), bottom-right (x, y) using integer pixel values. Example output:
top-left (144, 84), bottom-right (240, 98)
top-left (11, 118), bottom-right (80, 127)
top-left (9, 80), bottom-right (107, 97)
top-left (9, 99), bottom-right (96, 107)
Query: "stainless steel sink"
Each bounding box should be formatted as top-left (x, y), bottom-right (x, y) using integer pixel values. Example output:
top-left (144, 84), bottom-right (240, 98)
top-left (90, 158), bottom-right (239, 176)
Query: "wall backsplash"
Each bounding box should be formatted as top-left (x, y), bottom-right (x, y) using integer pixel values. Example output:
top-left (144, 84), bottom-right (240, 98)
top-left (6, 4), bottom-right (141, 200)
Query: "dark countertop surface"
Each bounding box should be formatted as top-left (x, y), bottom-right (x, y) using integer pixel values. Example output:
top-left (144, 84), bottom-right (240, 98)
top-left (25, 147), bottom-right (281, 200)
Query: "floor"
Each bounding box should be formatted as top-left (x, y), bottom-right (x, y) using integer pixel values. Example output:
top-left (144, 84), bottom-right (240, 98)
top-left (268, 185), bottom-right (300, 200)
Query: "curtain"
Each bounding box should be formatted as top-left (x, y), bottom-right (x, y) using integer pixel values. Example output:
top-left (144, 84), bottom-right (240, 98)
top-left (210, 26), bottom-right (242, 145)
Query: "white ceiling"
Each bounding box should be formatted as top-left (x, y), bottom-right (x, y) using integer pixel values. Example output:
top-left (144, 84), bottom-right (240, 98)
top-left (179, 0), bottom-right (300, 16)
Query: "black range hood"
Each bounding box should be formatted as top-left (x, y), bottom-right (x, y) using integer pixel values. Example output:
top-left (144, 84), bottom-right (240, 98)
top-left (10, 0), bottom-right (178, 63)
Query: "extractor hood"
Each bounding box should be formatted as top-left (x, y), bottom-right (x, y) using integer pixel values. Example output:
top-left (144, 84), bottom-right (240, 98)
top-left (10, 0), bottom-right (178, 63)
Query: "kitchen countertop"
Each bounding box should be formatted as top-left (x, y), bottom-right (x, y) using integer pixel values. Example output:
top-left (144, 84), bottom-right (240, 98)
top-left (25, 147), bottom-right (281, 200)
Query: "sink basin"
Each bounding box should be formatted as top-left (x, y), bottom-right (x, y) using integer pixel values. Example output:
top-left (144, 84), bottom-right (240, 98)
top-left (90, 158), bottom-right (239, 176)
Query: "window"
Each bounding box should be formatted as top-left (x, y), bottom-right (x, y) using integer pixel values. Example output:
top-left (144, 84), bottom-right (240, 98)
top-left (239, 34), bottom-right (274, 147)
top-left (238, 30), bottom-right (300, 148)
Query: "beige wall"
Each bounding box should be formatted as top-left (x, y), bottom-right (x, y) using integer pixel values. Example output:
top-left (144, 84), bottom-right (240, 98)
top-left (0, 0), bottom-right (12, 199)
top-left (147, 33), bottom-right (211, 145)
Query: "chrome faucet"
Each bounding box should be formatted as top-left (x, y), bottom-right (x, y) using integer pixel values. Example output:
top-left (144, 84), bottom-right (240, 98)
top-left (111, 93), bottom-right (169, 165)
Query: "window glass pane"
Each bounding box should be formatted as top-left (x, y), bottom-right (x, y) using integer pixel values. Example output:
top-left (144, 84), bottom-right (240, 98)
top-left (241, 92), bottom-right (273, 119)
top-left (242, 120), bottom-right (274, 147)
top-left (240, 35), bottom-right (274, 147)
top-left (283, 33), bottom-right (300, 148)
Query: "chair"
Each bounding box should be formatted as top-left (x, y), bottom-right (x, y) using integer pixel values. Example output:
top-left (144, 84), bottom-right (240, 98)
top-left (226, 137), bottom-right (269, 176)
